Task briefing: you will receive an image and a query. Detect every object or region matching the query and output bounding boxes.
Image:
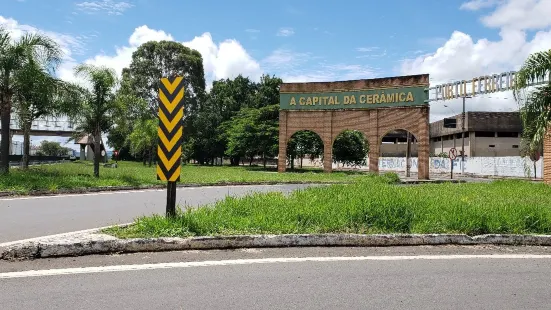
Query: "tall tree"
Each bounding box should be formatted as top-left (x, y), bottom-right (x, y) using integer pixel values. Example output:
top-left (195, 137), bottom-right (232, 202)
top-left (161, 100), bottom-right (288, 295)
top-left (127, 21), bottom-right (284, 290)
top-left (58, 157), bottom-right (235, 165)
top-left (0, 28), bottom-right (62, 174)
top-left (107, 76), bottom-right (150, 159)
top-left (287, 131), bottom-right (324, 169)
top-left (224, 104), bottom-right (279, 168)
top-left (70, 64), bottom-right (118, 177)
top-left (513, 49), bottom-right (551, 156)
top-left (128, 118), bottom-right (158, 166)
top-left (13, 59), bottom-right (74, 168)
top-left (332, 130), bottom-right (370, 167)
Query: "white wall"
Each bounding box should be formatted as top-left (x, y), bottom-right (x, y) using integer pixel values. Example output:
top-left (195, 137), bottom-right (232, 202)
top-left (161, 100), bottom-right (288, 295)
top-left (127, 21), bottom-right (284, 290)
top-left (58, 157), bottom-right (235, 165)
top-left (297, 155), bottom-right (543, 178)
top-left (375, 156), bottom-right (543, 178)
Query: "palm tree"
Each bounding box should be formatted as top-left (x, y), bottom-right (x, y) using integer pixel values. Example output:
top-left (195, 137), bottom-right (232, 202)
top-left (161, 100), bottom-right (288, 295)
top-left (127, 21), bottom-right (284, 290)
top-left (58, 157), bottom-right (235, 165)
top-left (513, 49), bottom-right (551, 156)
top-left (0, 27), bottom-right (63, 174)
top-left (71, 64), bottom-right (118, 178)
top-left (129, 118), bottom-right (158, 167)
top-left (13, 60), bottom-right (64, 169)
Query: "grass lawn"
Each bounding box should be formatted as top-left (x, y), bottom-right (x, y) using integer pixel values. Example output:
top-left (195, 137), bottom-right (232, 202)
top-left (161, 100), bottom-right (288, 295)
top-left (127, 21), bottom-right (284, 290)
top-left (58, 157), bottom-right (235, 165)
top-left (105, 173), bottom-right (551, 238)
top-left (0, 160), bottom-right (360, 194)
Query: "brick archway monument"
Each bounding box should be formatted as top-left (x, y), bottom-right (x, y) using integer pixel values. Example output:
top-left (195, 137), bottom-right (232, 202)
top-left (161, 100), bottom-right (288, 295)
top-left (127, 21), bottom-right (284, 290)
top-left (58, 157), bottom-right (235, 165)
top-left (277, 74), bottom-right (431, 180)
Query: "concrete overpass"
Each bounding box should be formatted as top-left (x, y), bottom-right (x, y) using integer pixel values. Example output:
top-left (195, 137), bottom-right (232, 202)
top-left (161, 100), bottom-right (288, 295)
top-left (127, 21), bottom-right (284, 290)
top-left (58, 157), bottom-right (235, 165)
top-left (0, 114), bottom-right (75, 137)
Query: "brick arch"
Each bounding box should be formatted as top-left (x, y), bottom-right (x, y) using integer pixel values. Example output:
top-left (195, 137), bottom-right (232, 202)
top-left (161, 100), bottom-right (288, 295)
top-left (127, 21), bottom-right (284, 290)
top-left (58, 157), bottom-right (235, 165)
top-left (378, 128), bottom-right (420, 145)
top-left (277, 74), bottom-right (430, 180)
top-left (286, 128), bottom-right (325, 145)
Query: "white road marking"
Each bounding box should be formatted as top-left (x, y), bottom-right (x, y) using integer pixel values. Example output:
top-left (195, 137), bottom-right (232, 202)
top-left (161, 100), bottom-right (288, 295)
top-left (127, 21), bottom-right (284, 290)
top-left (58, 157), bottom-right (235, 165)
top-left (2, 254), bottom-right (551, 279)
top-left (0, 184), bottom-right (294, 201)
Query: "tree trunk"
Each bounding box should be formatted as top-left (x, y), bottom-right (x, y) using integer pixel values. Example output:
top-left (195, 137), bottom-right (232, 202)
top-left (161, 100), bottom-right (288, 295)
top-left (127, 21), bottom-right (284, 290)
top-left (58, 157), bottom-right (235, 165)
top-left (249, 156), bottom-right (253, 166)
top-left (93, 129), bottom-right (101, 178)
top-left (290, 155), bottom-right (295, 170)
top-left (0, 99), bottom-right (12, 175)
top-left (148, 147), bottom-right (153, 167)
top-left (263, 152), bottom-right (267, 169)
top-left (142, 150), bottom-right (147, 166)
top-left (300, 156), bottom-right (303, 168)
top-left (22, 122), bottom-right (31, 169)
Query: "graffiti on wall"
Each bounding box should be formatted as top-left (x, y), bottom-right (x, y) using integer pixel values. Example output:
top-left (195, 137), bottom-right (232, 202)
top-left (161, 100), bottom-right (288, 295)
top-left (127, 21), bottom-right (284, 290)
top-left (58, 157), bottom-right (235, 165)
top-left (378, 157), bottom-right (465, 172)
top-left (376, 156), bottom-right (542, 178)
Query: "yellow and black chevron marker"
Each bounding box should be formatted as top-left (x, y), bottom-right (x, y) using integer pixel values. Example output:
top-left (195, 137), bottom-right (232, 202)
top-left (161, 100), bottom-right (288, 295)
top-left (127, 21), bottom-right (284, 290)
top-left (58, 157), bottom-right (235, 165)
top-left (156, 76), bottom-right (184, 182)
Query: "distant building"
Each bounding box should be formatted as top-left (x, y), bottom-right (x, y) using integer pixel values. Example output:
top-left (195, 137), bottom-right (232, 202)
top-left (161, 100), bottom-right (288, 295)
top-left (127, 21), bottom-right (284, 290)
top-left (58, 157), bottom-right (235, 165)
top-left (429, 112), bottom-right (522, 157)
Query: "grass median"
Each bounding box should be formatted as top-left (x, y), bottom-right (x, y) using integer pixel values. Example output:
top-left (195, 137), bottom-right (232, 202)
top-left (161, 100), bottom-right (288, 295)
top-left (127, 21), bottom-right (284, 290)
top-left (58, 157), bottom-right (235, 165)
top-left (105, 173), bottom-right (551, 238)
top-left (0, 161), bottom-right (357, 194)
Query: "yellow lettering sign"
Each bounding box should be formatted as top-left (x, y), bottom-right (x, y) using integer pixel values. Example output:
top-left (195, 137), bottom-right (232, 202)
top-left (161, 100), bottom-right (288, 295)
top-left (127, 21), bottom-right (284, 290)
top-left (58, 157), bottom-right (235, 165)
top-left (359, 95), bottom-right (366, 103)
top-left (379, 92), bottom-right (387, 103)
top-left (299, 97), bottom-right (305, 105)
top-left (373, 94), bottom-right (380, 104)
top-left (367, 95), bottom-right (373, 104)
top-left (312, 96), bottom-right (319, 105)
top-left (343, 95), bottom-right (349, 105)
top-left (399, 93), bottom-right (405, 101)
top-left (406, 92), bottom-right (414, 102)
top-left (328, 96), bottom-right (335, 105)
top-left (290, 97), bottom-right (296, 105)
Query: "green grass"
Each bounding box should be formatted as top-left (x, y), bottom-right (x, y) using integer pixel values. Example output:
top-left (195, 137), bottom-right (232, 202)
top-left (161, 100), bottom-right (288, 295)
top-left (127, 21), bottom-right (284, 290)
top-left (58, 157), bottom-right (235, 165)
top-left (105, 173), bottom-right (551, 238)
top-left (0, 161), bottom-right (358, 194)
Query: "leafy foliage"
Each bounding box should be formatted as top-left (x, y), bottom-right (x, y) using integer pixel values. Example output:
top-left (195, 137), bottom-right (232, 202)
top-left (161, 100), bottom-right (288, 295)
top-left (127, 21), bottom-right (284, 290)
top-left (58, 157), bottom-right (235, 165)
top-left (287, 131), bottom-right (324, 168)
top-left (513, 49), bottom-right (551, 154)
top-left (0, 27), bottom-right (63, 174)
top-left (68, 64), bottom-right (118, 177)
top-left (332, 130), bottom-right (370, 167)
top-left (38, 141), bottom-right (72, 156)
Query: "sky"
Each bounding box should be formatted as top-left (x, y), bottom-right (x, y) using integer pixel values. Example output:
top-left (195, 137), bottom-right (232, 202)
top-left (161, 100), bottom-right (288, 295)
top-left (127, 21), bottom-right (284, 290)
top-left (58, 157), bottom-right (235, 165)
top-left (2, 0), bottom-right (551, 149)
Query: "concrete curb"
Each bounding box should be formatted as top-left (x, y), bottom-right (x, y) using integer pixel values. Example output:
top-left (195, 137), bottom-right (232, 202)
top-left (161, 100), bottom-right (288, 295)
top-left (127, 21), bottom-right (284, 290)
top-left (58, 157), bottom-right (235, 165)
top-left (2, 233), bottom-right (551, 261)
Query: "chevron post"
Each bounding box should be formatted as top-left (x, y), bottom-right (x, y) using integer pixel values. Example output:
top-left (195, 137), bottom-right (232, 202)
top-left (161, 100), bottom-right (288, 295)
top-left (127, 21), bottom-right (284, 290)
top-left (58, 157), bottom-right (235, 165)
top-left (157, 76), bottom-right (184, 182)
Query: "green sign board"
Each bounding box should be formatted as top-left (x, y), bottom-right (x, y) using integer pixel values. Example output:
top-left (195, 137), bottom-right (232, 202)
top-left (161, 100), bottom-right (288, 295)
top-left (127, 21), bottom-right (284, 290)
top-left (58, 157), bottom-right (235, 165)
top-left (280, 86), bottom-right (428, 110)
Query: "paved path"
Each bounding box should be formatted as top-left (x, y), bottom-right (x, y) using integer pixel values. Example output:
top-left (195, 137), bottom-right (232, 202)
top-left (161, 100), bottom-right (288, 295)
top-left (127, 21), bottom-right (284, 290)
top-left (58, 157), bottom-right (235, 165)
top-left (2, 246), bottom-right (551, 309)
top-left (0, 184), bottom-right (314, 243)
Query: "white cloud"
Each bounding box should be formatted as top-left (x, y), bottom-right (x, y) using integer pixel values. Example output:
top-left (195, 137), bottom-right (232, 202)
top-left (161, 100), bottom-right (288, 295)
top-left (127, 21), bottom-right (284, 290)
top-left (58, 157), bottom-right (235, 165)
top-left (183, 33), bottom-right (262, 83)
top-left (460, 0), bottom-right (502, 11)
top-left (356, 47), bottom-right (379, 52)
top-left (481, 0), bottom-right (551, 30)
top-left (401, 0), bottom-right (551, 122)
top-left (0, 15), bottom-right (86, 84)
top-left (276, 27), bottom-right (294, 37)
top-left (75, 0), bottom-right (134, 16)
top-left (279, 63), bottom-right (378, 83)
top-left (245, 29), bottom-right (260, 33)
top-left (261, 48), bottom-right (378, 83)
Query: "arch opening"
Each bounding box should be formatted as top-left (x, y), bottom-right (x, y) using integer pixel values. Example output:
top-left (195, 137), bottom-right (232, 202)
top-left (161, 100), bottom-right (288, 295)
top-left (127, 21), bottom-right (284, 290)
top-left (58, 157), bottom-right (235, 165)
top-left (286, 130), bottom-right (324, 170)
top-left (332, 130), bottom-right (370, 170)
top-left (379, 129), bottom-right (418, 176)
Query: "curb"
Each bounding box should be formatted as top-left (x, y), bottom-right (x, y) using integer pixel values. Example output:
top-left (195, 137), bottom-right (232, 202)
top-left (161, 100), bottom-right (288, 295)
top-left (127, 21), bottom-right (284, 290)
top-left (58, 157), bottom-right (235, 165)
top-left (0, 181), bottom-right (335, 198)
top-left (2, 233), bottom-right (551, 261)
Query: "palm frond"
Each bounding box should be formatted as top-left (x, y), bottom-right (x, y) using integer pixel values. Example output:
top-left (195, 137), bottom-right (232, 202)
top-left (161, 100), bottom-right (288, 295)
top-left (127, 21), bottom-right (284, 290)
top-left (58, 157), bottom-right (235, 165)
top-left (514, 49), bottom-right (551, 99)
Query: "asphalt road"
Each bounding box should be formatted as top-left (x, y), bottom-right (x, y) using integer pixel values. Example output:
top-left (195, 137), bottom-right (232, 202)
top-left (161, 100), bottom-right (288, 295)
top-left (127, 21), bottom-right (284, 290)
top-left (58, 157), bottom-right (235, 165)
top-left (0, 184), bottom-right (314, 243)
top-left (2, 246), bottom-right (551, 309)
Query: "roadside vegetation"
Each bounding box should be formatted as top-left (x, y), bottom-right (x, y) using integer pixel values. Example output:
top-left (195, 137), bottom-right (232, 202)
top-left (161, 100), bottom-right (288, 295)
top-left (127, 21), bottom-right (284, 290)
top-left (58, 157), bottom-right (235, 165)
top-left (0, 161), bottom-right (360, 194)
top-left (105, 173), bottom-right (551, 238)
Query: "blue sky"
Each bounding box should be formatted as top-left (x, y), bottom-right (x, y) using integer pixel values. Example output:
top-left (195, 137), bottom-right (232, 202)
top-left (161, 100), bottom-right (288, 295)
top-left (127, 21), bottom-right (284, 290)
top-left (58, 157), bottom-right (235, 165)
top-left (2, 0), bottom-right (551, 149)
top-left (5, 0), bottom-right (501, 81)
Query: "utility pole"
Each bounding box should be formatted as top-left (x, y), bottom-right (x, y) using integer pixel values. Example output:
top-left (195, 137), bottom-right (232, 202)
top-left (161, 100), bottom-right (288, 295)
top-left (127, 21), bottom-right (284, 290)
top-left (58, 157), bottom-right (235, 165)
top-left (461, 96), bottom-right (471, 174)
top-left (406, 132), bottom-right (411, 177)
